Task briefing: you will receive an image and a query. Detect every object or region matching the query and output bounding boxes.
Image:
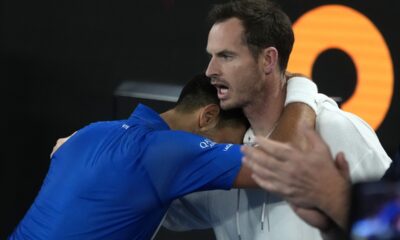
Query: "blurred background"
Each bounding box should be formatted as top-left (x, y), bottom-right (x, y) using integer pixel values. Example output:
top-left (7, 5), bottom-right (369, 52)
top-left (1, 0), bottom-right (399, 238)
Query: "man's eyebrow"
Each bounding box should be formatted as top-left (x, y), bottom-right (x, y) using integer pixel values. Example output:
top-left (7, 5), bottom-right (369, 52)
top-left (206, 49), bottom-right (237, 59)
top-left (216, 50), bottom-right (236, 56)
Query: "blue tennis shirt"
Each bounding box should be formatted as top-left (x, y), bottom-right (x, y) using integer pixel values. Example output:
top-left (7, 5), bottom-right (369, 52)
top-left (10, 104), bottom-right (242, 240)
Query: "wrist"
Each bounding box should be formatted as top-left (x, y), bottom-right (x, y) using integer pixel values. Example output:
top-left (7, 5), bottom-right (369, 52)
top-left (285, 77), bottom-right (318, 113)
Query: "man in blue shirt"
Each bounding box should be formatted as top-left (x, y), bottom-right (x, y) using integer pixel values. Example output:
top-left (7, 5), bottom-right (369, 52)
top-left (10, 73), bottom-right (314, 240)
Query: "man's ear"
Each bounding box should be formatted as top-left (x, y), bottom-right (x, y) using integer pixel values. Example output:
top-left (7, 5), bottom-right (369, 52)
top-left (261, 46), bottom-right (279, 74)
top-left (198, 104), bottom-right (220, 131)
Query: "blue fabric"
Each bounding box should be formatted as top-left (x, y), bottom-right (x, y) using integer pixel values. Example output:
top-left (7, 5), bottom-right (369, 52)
top-left (10, 104), bottom-right (242, 240)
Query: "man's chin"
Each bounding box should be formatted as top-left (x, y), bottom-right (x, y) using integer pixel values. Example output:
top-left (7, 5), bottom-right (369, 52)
top-left (220, 100), bottom-right (236, 110)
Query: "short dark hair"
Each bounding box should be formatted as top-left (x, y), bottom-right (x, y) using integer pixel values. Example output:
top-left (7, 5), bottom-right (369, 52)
top-left (175, 73), bottom-right (249, 128)
top-left (175, 73), bottom-right (219, 112)
top-left (208, 0), bottom-right (294, 72)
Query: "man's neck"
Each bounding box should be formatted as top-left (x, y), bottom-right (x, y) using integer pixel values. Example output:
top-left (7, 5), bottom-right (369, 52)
top-left (160, 109), bottom-right (197, 132)
top-left (244, 75), bottom-right (286, 136)
top-left (160, 109), bottom-right (182, 131)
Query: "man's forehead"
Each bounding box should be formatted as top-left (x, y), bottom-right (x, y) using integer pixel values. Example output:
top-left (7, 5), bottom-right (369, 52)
top-left (209, 18), bottom-right (245, 40)
top-left (206, 18), bottom-right (246, 53)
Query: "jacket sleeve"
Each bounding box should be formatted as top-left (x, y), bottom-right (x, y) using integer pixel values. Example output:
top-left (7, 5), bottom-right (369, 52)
top-left (315, 94), bottom-right (391, 182)
top-left (163, 192), bottom-right (213, 231)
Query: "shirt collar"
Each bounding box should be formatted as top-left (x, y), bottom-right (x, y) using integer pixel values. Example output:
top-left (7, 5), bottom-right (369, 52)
top-left (243, 125), bottom-right (277, 145)
top-left (243, 128), bottom-right (255, 145)
top-left (129, 104), bottom-right (170, 130)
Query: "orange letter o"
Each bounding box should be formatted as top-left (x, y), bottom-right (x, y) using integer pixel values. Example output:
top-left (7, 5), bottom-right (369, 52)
top-left (288, 5), bottom-right (394, 130)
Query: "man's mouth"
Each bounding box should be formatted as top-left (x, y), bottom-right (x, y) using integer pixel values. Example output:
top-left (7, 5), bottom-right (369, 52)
top-left (213, 82), bottom-right (229, 99)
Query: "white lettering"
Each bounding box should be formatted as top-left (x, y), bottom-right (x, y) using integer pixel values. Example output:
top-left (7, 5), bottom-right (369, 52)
top-left (199, 139), bottom-right (216, 149)
top-left (223, 144), bottom-right (233, 151)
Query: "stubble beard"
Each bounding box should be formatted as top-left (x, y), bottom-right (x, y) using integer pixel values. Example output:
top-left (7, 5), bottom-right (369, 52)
top-left (219, 94), bottom-right (249, 111)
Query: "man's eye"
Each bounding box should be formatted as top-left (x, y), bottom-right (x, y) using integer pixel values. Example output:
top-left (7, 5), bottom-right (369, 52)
top-left (221, 54), bottom-right (233, 60)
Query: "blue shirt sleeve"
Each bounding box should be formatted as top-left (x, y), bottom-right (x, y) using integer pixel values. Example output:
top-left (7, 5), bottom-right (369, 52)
top-left (141, 130), bottom-right (242, 203)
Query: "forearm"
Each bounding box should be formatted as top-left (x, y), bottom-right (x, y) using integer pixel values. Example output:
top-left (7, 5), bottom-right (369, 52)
top-left (269, 102), bottom-right (315, 151)
top-left (319, 177), bottom-right (350, 230)
top-left (269, 76), bottom-right (317, 150)
top-left (233, 164), bottom-right (258, 188)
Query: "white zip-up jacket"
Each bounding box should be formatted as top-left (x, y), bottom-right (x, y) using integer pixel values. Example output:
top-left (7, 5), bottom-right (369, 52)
top-left (163, 83), bottom-right (391, 240)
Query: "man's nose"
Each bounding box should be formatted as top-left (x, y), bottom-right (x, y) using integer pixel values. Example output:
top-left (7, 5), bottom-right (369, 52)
top-left (206, 57), bottom-right (219, 78)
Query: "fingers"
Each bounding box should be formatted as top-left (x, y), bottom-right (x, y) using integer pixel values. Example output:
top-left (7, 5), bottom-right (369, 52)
top-left (245, 157), bottom-right (277, 180)
top-left (251, 172), bottom-right (291, 197)
top-left (241, 138), bottom-right (301, 191)
top-left (50, 131), bottom-right (77, 158)
top-left (241, 144), bottom-right (290, 193)
top-left (50, 138), bottom-right (66, 158)
top-left (241, 145), bottom-right (282, 168)
top-left (251, 173), bottom-right (276, 193)
top-left (252, 136), bottom-right (295, 160)
top-left (291, 206), bottom-right (333, 231)
top-left (335, 152), bottom-right (350, 180)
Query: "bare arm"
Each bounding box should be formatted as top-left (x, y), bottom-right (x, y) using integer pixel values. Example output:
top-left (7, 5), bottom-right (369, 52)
top-left (233, 102), bottom-right (316, 188)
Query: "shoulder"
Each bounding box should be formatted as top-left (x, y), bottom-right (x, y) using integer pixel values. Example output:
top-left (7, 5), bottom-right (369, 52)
top-left (316, 94), bottom-right (377, 143)
top-left (147, 130), bottom-right (211, 152)
top-left (315, 94), bottom-right (391, 181)
top-left (145, 130), bottom-right (241, 167)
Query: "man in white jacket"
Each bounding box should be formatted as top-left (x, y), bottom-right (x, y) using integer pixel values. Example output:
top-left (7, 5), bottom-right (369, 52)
top-left (163, 0), bottom-right (391, 239)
